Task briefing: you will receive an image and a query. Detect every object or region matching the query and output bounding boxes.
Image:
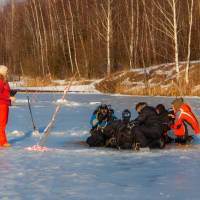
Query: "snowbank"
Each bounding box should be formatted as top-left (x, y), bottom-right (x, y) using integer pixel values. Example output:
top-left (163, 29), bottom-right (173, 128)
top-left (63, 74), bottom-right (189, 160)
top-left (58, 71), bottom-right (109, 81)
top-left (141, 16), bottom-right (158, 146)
top-left (9, 80), bottom-right (101, 94)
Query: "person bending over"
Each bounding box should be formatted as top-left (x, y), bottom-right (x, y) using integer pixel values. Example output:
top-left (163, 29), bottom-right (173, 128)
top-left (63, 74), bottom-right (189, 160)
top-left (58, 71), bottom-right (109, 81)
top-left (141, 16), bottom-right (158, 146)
top-left (171, 98), bottom-right (200, 144)
top-left (115, 109), bottom-right (135, 149)
top-left (155, 104), bottom-right (174, 144)
top-left (132, 102), bottom-right (164, 149)
top-left (104, 109), bottom-right (134, 149)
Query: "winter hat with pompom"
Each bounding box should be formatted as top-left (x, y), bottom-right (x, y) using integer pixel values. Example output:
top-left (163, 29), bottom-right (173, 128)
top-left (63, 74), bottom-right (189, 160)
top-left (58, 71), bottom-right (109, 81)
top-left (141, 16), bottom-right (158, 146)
top-left (0, 65), bottom-right (8, 76)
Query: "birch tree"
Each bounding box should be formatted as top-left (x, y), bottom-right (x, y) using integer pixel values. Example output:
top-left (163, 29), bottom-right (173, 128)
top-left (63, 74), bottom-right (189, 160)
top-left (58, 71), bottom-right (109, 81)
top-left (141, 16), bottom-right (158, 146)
top-left (185, 0), bottom-right (194, 84)
top-left (95, 0), bottom-right (113, 77)
top-left (152, 0), bottom-right (180, 80)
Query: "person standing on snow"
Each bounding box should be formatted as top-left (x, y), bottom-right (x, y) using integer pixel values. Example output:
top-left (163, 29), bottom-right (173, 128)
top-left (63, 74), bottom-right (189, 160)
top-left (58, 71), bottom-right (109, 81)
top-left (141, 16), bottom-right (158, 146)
top-left (0, 65), bottom-right (16, 147)
top-left (171, 98), bottom-right (200, 143)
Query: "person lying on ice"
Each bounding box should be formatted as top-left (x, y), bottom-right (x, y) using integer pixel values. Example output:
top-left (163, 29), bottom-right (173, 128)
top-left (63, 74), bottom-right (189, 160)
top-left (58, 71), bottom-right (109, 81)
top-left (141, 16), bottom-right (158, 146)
top-left (131, 102), bottom-right (164, 149)
top-left (86, 104), bottom-right (117, 147)
top-left (155, 104), bottom-right (175, 144)
top-left (0, 65), bottom-right (16, 147)
top-left (171, 98), bottom-right (200, 144)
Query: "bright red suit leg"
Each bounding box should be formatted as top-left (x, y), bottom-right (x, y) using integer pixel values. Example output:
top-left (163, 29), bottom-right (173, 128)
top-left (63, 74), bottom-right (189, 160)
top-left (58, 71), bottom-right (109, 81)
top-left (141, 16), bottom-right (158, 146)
top-left (0, 104), bottom-right (9, 146)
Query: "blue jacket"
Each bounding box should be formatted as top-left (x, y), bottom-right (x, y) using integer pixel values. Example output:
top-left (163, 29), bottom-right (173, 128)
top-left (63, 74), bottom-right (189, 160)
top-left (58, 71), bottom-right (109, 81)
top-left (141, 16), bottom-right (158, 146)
top-left (90, 113), bottom-right (117, 129)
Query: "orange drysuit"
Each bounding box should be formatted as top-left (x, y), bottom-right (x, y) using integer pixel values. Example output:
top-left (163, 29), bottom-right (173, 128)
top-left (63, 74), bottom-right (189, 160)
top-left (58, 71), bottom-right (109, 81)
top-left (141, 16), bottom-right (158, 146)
top-left (171, 103), bottom-right (200, 137)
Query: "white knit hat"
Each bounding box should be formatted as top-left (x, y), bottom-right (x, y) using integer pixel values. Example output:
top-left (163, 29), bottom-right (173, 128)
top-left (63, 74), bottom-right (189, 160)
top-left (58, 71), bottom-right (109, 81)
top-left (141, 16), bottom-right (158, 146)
top-left (0, 65), bottom-right (8, 76)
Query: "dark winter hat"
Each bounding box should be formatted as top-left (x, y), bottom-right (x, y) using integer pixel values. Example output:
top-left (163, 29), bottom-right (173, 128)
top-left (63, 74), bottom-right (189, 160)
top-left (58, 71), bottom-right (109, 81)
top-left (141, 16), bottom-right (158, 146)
top-left (171, 98), bottom-right (184, 110)
top-left (122, 109), bottom-right (131, 120)
top-left (99, 104), bottom-right (108, 110)
top-left (156, 104), bottom-right (166, 113)
top-left (135, 102), bottom-right (147, 111)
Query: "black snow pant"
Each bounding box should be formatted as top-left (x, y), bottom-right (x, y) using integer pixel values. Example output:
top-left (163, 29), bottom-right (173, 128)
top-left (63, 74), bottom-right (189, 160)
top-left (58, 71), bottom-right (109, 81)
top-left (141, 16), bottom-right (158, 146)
top-left (132, 125), bottom-right (162, 148)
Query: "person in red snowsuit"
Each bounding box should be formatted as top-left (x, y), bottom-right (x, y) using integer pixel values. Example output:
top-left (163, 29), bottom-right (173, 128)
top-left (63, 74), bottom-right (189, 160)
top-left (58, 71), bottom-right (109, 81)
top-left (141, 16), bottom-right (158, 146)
top-left (0, 65), bottom-right (16, 147)
top-left (171, 98), bottom-right (200, 143)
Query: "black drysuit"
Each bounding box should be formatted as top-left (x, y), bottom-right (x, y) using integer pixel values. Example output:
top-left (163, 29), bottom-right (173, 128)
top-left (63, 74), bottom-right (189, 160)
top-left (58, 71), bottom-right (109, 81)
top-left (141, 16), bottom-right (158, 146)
top-left (157, 109), bottom-right (174, 144)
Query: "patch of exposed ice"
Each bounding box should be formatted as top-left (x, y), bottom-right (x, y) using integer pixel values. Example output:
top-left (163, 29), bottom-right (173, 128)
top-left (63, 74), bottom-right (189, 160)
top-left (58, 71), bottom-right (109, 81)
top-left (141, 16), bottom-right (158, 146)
top-left (10, 130), bottom-right (25, 137)
top-left (89, 101), bottom-right (101, 105)
top-left (55, 99), bottom-right (81, 107)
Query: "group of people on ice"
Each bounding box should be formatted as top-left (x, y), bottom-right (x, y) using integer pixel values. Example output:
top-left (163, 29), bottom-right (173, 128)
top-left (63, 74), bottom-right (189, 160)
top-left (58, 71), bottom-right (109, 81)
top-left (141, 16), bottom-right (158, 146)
top-left (0, 63), bottom-right (199, 150)
top-left (86, 98), bottom-right (200, 150)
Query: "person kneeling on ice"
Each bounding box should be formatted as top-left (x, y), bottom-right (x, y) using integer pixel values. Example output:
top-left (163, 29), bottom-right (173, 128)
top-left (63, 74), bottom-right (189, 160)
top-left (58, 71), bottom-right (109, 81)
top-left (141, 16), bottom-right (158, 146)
top-left (0, 65), bottom-right (16, 147)
top-left (131, 102), bottom-right (164, 149)
top-left (170, 98), bottom-right (200, 144)
top-left (155, 104), bottom-right (175, 144)
top-left (112, 109), bottom-right (135, 149)
top-left (100, 109), bottom-right (134, 149)
top-left (86, 104), bottom-right (117, 147)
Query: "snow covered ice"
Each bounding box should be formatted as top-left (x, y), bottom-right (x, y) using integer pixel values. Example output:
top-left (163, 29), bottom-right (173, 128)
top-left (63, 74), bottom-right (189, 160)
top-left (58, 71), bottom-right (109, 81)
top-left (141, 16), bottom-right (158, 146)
top-left (1, 93), bottom-right (200, 200)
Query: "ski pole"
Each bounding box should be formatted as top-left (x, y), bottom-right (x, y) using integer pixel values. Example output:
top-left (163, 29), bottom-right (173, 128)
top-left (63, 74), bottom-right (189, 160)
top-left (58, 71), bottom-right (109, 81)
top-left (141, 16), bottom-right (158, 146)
top-left (27, 96), bottom-right (37, 131)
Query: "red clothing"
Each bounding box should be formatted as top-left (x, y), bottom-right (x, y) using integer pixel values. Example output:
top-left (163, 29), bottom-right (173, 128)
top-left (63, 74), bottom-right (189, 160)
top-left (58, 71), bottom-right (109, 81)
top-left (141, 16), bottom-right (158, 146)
top-left (0, 79), bottom-right (11, 105)
top-left (0, 79), bottom-right (10, 146)
top-left (171, 103), bottom-right (200, 137)
top-left (0, 104), bottom-right (8, 145)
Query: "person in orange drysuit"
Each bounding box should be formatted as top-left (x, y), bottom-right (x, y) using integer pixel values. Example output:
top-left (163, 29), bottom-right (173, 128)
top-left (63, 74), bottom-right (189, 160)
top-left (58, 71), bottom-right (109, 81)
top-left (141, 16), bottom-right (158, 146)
top-left (0, 65), bottom-right (16, 147)
top-left (171, 98), bottom-right (200, 143)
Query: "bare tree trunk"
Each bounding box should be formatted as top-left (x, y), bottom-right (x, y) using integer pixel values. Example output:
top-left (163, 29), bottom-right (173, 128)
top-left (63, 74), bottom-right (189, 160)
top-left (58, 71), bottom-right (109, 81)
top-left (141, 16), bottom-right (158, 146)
top-left (32, 0), bottom-right (45, 76)
top-left (51, 0), bottom-right (68, 74)
top-left (185, 0), bottom-right (194, 84)
top-left (107, 0), bottom-right (112, 77)
top-left (152, 0), bottom-right (180, 80)
top-left (129, 0), bottom-right (134, 69)
top-left (134, 0), bottom-right (139, 68)
top-left (11, 0), bottom-right (15, 72)
top-left (38, 0), bottom-right (50, 76)
top-left (75, 0), bottom-right (89, 77)
top-left (172, 0), bottom-right (180, 80)
top-left (68, 0), bottom-right (80, 77)
top-left (61, 0), bottom-right (74, 74)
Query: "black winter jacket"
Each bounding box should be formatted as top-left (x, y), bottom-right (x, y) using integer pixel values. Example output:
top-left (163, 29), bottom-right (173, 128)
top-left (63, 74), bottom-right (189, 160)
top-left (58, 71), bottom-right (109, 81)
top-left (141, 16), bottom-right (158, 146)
top-left (134, 106), bottom-right (161, 127)
top-left (157, 110), bottom-right (174, 133)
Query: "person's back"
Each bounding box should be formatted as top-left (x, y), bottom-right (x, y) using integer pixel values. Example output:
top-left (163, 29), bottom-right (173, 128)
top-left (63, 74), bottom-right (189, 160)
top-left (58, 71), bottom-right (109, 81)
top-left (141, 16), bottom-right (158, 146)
top-left (104, 109), bottom-right (133, 149)
top-left (134, 105), bottom-right (160, 127)
top-left (156, 104), bottom-right (175, 144)
top-left (171, 98), bottom-right (200, 142)
top-left (179, 103), bottom-right (200, 134)
top-left (114, 109), bottom-right (134, 149)
top-left (156, 104), bottom-right (174, 133)
top-left (132, 102), bottom-right (163, 149)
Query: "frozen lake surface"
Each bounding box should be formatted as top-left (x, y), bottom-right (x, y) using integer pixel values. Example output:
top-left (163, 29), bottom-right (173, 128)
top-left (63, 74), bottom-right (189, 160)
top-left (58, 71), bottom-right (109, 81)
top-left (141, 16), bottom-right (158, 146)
top-left (1, 93), bottom-right (200, 200)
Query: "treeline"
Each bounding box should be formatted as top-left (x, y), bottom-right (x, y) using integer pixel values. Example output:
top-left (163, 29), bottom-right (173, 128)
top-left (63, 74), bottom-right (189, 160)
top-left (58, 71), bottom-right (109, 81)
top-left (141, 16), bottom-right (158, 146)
top-left (0, 0), bottom-right (199, 80)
